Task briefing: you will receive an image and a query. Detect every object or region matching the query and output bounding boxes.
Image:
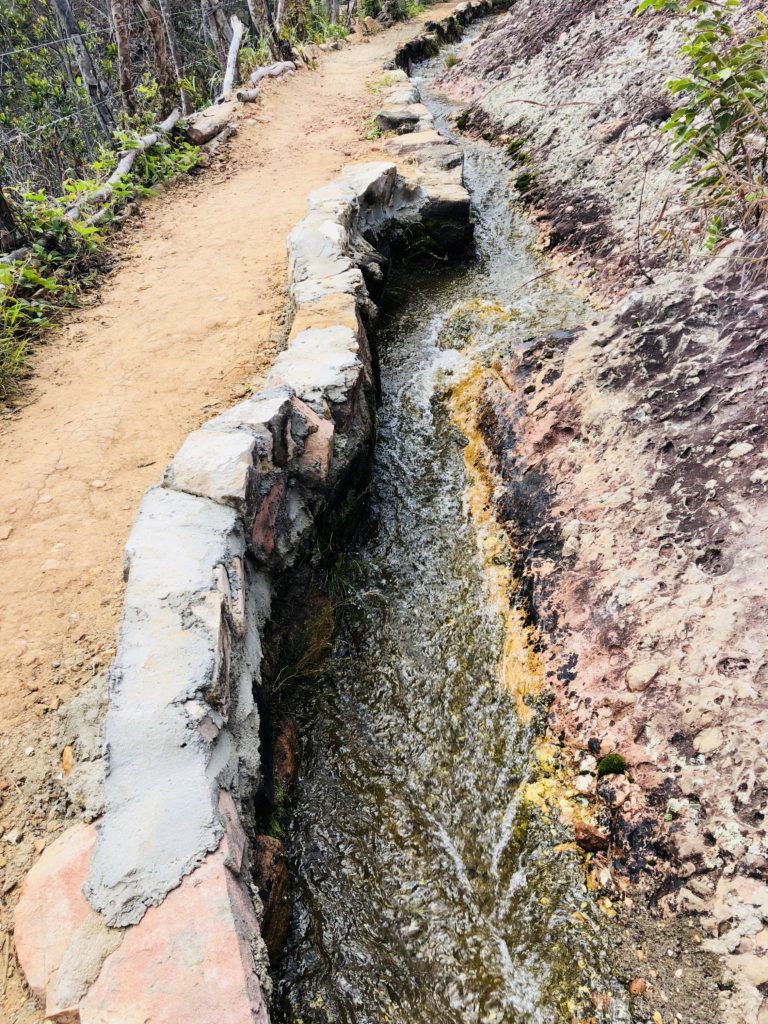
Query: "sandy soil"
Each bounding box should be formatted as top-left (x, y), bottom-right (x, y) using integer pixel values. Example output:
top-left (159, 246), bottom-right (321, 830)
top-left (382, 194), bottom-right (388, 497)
top-left (0, 10), bottom-right (456, 1018)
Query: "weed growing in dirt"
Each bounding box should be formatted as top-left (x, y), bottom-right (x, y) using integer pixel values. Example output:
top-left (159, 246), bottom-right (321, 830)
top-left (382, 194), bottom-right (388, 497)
top-left (402, 0), bottom-right (426, 19)
top-left (444, 52), bottom-right (460, 68)
top-left (637, 0), bottom-right (768, 246)
top-left (363, 115), bottom-right (384, 139)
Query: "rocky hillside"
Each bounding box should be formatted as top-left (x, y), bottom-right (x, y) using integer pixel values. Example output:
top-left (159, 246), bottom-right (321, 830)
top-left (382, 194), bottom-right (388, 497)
top-left (440, 3), bottom-right (768, 1022)
top-left (440, 0), bottom-right (763, 300)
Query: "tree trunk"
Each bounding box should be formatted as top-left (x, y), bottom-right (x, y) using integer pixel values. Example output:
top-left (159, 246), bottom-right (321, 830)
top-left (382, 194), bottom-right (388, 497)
top-left (155, 0), bottom-right (192, 115)
top-left (110, 0), bottom-right (135, 113)
top-left (201, 0), bottom-right (233, 72)
top-left (257, 0), bottom-right (292, 60)
top-left (137, 0), bottom-right (174, 115)
top-left (51, 0), bottom-right (116, 135)
top-left (220, 15), bottom-right (245, 96)
top-left (0, 186), bottom-right (21, 253)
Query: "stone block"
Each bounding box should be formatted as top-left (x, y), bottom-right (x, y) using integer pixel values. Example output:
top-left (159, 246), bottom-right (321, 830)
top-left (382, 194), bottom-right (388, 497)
top-left (86, 488), bottom-right (254, 928)
top-left (268, 325), bottom-right (366, 426)
top-left (376, 103), bottom-right (434, 134)
top-left (289, 291), bottom-right (362, 341)
top-left (291, 266), bottom-right (366, 305)
top-left (207, 386), bottom-right (294, 466)
top-left (80, 843), bottom-right (269, 1024)
top-left (290, 396), bottom-right (335, 486)
top-left (337, 160), bottom-right (397, 210)
top-left (14, 824), bottom-right (98, 1004)
top-left (382, 85), bottom-right (420, 106)
top-left (288, 212), bottom-right (354, 286)
top-left (165, 427), bottom-right (260, 513)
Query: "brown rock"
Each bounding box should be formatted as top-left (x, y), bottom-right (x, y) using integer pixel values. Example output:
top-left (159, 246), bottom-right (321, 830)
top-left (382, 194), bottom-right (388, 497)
top-left (252, 834), bottom-right (291, 962)
top-left (574, 821), bottom-right (610, 852)
top-left (273, 718), bottom-right (299, 787)
top-left (629, 977), bottom-right (648, 996)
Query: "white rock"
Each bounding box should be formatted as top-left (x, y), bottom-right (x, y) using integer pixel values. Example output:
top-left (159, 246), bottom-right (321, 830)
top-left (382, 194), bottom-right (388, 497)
top-left (694, 726), bottom-right (724, 754)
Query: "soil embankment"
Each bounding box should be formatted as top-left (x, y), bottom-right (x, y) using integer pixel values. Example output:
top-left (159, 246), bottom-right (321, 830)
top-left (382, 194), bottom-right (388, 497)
top-left (0, 10), bottom-right (458, 1019)
top-left (441, 4), bottom-right (768, 1021)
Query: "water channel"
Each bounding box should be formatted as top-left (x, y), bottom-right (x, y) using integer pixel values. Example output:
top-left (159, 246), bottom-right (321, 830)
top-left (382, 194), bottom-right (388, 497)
top-left (273, 33), bottom-right (635, 1024)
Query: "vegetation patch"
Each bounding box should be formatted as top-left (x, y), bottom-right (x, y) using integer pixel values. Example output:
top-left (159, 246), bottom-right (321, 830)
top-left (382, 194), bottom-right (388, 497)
top-left (596, 753), bottom-right (627, 779)
top-left (637, 0), bottom-right (768, 248)
top-left (0, 127), bottom-right (199, 400)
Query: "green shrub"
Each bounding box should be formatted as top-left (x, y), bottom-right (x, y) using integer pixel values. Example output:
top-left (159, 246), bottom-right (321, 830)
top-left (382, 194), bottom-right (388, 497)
top-left (637, 0), bottom-right (768, 245)
top-left (1, 126), bottom-right (199, 400)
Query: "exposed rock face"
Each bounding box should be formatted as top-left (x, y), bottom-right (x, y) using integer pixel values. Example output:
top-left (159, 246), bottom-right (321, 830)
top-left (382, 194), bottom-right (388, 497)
top-left (439, 0), bottom-right (763, 301)
top-left (440, 4), bottom-right (768, 1021)
top-left (252, 835), bottom-right (292, 963)
top-left (465, 243), bottom-right (768, 1024)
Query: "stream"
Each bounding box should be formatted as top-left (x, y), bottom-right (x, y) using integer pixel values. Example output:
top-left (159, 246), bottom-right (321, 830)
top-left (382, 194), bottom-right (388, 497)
top-left (273, 34), bottom-right (634, 1024)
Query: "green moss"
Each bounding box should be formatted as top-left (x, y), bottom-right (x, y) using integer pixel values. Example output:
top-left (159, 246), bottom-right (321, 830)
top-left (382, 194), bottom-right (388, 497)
top-left (455, 110), bottom-right (471, 131)
top-left (506, 137), bottom-right (532, 165)
top-left (514, 171), bottom-right (536, 195)
top-left (596, 753), bottom-right (627, 778)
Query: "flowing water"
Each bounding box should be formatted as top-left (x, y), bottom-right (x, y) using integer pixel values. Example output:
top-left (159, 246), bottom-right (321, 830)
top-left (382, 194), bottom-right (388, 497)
top-left (273, 36), bottom-right (634, 1024)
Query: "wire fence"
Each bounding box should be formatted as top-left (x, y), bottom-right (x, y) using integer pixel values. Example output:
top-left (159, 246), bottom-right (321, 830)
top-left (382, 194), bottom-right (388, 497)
top-left (1, 0), bottom-right (282, 191)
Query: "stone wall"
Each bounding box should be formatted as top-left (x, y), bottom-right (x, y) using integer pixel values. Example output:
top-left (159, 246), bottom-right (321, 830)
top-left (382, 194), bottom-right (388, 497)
top-left (11, 8), bottom-right (494, 1019)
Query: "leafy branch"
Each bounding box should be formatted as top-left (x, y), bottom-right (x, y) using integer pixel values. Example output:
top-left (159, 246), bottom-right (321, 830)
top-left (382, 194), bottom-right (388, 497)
top-left (638, 0), bottom-right (768, 246)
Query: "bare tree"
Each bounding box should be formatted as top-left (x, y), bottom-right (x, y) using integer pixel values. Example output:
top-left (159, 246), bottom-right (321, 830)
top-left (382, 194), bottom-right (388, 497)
top-left (246, 0), bottom-right (292, 60)
top-left (111, 0), bottom-right (135, 113)
top-left (221, 15), bottom-right (245, 96)
top-left (201, 0), bottom-right (233, 72)
top-left (51, 0), bottom-right (116, 135)
top-left (136, 0), bottom-right (174, 115)
top-left (155, 0), bottom-right (192, 115)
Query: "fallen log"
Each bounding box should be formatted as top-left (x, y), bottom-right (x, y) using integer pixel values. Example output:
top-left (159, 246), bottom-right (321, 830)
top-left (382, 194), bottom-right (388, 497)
top-left (64, 109), bottom-right (181, 223)
top-left (250, 60), bottom-right (295, 86)
top-left (220, 15), bottom-right (245, 97)
top-left (186, 100), bottom-right (237, 144)
top-left (236, 86), bottom-right (261, 103)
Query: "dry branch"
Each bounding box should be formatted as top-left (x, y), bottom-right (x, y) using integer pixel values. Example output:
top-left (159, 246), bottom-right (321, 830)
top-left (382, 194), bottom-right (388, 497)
top-left (221, 15), bottom-right (246, 97)
top-left (236, 87), bottom-right (261, 103)
top-left (250, 60), bottom-right (296, 86)
top-left (64, 109), bottom-right (181, 224)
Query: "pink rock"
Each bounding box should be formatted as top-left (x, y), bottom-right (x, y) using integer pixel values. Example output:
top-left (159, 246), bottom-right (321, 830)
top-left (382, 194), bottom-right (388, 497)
top-left (79, 845), bottom-right (269, 1024)
top-left (291, 396), bottom-right (335, 484)
top-left (252, 478), bottom-right (285, 558)
top-left (14, 823), bottom-right (96, 1004)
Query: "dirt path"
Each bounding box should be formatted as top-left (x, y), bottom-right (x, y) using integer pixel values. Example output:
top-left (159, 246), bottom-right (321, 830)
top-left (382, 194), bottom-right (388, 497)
top-left (0, 11), bottom-right (456, 1019)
